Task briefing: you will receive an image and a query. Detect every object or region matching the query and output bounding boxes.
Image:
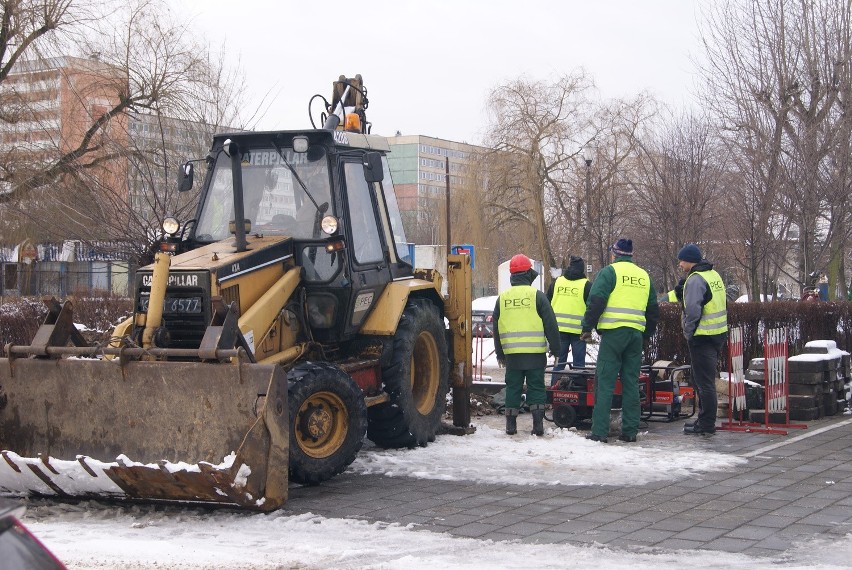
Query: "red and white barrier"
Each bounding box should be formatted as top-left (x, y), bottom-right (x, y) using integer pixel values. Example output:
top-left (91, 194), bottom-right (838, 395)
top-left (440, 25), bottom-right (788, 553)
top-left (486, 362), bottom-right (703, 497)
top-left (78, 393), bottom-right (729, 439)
top-left (719, 327), bottom-right (748, 429)
top-left (718, 327), bottom-right (806, 435)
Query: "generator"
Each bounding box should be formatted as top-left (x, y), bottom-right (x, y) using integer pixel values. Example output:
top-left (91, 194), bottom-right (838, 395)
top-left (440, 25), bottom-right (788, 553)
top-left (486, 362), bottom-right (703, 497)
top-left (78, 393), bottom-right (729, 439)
top-left (546, 360), bottom-right (695, 428)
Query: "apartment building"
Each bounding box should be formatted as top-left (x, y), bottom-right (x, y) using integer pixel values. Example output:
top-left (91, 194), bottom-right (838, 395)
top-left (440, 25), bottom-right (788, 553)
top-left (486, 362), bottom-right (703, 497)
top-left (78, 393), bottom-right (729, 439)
top-left (0, 55), bottom-right (128, 194)
top-left (385, 134), bottom-right (484, 244)
top-left (1, 56), bottom-right (223, 226)
top-left (126, 113), bottom-right (219, 221)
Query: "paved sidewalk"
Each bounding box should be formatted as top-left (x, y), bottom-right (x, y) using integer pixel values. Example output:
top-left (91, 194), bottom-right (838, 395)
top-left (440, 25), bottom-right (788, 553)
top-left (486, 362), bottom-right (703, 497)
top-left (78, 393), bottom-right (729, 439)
top-left (286, 413), bottom-right (852, 557)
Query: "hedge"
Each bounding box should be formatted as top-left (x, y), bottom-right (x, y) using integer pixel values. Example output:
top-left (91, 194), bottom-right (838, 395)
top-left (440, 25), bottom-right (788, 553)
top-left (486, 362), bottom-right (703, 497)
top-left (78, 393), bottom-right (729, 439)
top-left (3, 296), bottom-right (851, 368)
top-left (0, 294), bottom-right (133, 349)
top-left (647, 301), bottom-right (852, 366)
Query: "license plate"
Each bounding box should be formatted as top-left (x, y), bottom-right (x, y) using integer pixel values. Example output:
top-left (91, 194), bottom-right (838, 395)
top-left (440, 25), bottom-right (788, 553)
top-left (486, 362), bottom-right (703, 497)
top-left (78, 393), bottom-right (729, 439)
top-left (139, 296), bottom-right (203, 314)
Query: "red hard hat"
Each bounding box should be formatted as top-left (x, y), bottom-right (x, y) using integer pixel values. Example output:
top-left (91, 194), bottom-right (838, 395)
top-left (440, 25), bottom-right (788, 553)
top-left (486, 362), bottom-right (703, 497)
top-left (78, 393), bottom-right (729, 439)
top-left (509, 254), bottom-right (532, 273)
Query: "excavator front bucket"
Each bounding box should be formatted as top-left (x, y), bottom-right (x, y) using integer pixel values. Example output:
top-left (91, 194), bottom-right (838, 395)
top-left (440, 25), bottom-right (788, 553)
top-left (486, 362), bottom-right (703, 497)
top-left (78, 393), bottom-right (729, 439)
top-left (0, 356), bottom-right (288, 511)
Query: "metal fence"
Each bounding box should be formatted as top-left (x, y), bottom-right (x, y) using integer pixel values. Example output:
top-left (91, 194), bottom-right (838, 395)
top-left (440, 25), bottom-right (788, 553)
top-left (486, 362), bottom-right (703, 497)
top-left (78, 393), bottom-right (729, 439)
top-left (0, 261), bottom-right (136, 299)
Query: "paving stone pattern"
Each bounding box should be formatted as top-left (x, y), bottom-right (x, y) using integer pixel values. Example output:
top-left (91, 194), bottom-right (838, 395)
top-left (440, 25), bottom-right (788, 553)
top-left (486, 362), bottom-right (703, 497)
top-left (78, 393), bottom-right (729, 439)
top-left (285, 415), bottom-right (852, 556)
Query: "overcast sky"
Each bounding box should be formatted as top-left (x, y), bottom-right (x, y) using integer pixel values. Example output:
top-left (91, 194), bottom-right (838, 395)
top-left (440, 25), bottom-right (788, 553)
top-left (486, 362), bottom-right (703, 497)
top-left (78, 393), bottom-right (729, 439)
top-left (173, 0), bottom-right (707, 144)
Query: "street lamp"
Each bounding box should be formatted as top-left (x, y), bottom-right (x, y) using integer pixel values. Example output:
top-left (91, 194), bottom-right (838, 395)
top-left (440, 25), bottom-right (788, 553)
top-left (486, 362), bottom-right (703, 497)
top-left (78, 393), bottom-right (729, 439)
top-left (582, 146), bottom-right (593, 274)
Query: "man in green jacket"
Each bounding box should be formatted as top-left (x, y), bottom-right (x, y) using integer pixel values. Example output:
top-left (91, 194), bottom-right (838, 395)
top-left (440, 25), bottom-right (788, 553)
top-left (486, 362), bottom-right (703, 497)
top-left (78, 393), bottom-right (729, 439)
top-left (580, 239), bottom-right (659, 443)
top-left (493, 254), bottom-right (560, 436)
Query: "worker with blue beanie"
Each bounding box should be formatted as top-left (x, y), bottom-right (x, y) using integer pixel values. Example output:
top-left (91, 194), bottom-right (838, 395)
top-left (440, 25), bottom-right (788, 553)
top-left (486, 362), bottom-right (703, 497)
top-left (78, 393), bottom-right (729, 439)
top-left (580, 238), bottom-right (659, 443)
top-left (677, 243), bottom-right (728, 435)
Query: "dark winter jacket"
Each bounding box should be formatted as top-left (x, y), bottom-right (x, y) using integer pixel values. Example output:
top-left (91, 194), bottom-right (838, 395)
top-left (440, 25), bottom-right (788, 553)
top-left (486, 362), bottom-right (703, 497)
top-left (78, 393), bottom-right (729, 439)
top-left (581, 256), bottom-right (659, 337)
top-left (546, 256), bottom-right (591, 303)
top-left (493, 268), bottom-right (561, 370)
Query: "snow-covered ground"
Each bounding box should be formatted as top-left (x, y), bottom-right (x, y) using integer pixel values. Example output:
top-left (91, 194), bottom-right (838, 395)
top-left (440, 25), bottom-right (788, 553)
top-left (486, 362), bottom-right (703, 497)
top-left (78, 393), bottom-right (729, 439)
top-left (14, 337), bottom-right (852, 569)
top-left (22, 413), bottom-right (852, 569)
top-left (25, 502), bottom-right (852, 570)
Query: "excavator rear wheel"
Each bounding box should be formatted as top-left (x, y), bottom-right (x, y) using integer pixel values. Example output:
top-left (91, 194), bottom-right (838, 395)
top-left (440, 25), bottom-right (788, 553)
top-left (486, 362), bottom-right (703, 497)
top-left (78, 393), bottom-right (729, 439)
top-left (288, 362), bottom-right (367, 485)
top-left (368, 299), bottom-right (449, 448)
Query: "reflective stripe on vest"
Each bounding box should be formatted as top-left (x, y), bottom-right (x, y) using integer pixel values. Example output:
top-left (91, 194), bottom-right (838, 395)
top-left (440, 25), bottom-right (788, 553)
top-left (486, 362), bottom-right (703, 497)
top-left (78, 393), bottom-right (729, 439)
top-left (497, 285), bottom-right (547, 354)
top-left (598, 262), bottom-right (650, 332)
top-left (551, 276), bottom-right (588, 334)
top-left (687, 269), bottom-right (728, 336)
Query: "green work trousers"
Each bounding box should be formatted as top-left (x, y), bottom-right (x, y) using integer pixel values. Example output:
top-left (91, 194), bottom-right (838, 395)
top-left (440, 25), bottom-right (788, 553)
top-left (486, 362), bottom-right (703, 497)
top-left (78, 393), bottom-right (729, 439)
top-left (504, 367), bottom-right (546, 409)
top-left (591, 327), bottom-right (643, 438)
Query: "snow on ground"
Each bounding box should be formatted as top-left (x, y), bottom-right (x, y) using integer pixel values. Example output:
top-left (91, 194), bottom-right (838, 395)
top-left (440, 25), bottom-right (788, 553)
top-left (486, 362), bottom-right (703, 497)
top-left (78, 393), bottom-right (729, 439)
top-left (352, 421), bottom-right (745, 486)
top-left (20, 410), bottom-right (839, 570)
top-left (25, 502), bottom-right (852, 570)
top-left (16, 336), bottom-right (852, 569)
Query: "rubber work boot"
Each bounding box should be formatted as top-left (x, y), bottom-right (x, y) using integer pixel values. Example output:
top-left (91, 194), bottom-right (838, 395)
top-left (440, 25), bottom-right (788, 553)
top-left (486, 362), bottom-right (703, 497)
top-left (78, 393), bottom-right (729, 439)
top-left (530, 404), bottom-right (546, 436)
top-left (505, 408), bottom-right (519, 435)
top-left (585, 433), bottom-right (608, 443)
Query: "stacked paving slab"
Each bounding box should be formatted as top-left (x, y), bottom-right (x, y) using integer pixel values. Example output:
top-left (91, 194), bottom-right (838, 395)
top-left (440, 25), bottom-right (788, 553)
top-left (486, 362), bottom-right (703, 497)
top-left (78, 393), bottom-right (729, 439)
top-left (745, 340), bottom-right (851, 422)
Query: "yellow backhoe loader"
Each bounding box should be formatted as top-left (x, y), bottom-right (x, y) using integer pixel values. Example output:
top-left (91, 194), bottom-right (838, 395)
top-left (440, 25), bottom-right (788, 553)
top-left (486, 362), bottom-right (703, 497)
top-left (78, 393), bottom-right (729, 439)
top-left (0, 76), bottom-right (472, 511)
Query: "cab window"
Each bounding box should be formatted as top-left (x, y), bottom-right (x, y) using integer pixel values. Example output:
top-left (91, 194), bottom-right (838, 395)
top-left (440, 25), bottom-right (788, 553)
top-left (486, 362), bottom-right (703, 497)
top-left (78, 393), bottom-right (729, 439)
top-left (380, 157), bottom-right (412, 264)
top-left (344, 162), bottom-right (383, 264)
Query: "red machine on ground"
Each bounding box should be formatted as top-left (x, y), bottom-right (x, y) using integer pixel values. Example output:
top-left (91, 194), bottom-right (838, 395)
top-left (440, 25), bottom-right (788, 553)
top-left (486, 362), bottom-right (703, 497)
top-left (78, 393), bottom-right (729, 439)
top-left (546, 361), bottom-right (695, 428)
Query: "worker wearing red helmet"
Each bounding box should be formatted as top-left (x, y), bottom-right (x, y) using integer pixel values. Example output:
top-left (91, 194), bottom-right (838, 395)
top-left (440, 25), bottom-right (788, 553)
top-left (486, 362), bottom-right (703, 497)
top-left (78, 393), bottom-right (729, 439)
top-left (493, 254), bottom-right (560, 436)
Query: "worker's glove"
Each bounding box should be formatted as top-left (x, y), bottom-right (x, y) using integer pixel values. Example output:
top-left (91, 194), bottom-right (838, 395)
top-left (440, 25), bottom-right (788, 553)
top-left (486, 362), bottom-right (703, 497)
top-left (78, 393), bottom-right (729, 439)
top-left (497, 357), bottom-right (505, 369)
top-left (580, 332), bottom-right (593, 343)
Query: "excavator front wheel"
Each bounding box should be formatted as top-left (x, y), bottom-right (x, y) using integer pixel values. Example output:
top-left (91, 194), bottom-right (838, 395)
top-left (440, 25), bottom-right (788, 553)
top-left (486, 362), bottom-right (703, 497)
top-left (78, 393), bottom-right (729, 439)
top-left (295, 391), bottom-right (348, 458)
top-left (287, 362), bottom-right (368, 485)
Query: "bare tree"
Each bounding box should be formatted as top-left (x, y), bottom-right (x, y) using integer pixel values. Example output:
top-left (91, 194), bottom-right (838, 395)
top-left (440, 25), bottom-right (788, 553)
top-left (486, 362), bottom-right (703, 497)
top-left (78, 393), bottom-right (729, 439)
top-left (629, 111), bottom-right (727, 292)
top-left (0, 0), bottom-right (247, 264)
top-left (481, 72), bottom-right (597, 287)
top-left (700, 0), bottom-right (852, 299)
top-left (582, 94), bottom-right (654, 276)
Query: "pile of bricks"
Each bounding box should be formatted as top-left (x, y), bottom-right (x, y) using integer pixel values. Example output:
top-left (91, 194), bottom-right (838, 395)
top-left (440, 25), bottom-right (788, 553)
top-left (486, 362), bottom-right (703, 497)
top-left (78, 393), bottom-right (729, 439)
top-left (744, 340), bottom-right (850, 422)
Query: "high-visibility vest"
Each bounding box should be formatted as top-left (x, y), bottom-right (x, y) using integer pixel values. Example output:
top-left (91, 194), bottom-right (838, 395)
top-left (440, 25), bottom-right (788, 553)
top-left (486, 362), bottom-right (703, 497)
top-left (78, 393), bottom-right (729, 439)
top-left (598, 263), bottom-right (650, 332)
top-left (497, 285), bottom-right (547, 354)
top-left (551, 276), bottom-right (588, 334)
top-left (667, 290), bottom-right (677, 302)
top-left (686, 269), bottom-right (728, 336)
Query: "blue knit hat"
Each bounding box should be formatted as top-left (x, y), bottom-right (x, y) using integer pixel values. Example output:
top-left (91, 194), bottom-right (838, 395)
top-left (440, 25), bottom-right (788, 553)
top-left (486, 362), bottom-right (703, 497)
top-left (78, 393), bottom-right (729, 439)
top-left (609, 238), bottom-right (633, 257)
top-left (677, 243), bottom-right (702, 263)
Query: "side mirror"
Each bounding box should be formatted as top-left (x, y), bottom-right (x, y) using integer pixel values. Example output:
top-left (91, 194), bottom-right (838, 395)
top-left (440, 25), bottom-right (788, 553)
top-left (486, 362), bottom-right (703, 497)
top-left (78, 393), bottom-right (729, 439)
top-left (362, 152), bottom-right (384, 183)
top-left (178, 162), bottom-right (194, 192)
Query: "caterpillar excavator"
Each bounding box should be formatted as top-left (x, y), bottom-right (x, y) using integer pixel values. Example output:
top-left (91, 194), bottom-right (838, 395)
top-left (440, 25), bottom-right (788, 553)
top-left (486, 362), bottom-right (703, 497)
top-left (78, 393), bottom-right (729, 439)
top-left (0, 76), bottom-right (473, 511)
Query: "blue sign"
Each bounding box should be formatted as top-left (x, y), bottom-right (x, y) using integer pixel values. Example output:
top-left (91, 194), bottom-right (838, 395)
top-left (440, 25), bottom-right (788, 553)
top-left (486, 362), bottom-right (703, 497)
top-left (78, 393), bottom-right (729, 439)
top-left (451, 244), bottom-right (475, 268)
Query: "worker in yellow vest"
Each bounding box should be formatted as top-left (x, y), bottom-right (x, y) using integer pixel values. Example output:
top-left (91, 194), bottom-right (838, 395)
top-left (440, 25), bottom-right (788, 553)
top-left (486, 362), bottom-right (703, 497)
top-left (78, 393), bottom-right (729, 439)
top-left (493, 254), bottom-right (560, 436)
top-left (658, 278), bottom-right (684, 304)
top-left (580, 238), bottom-right (659, 443)
top-left (547, 255), bottom-right (591, 385)
top-left (677, 243), bottom-right (728, 435)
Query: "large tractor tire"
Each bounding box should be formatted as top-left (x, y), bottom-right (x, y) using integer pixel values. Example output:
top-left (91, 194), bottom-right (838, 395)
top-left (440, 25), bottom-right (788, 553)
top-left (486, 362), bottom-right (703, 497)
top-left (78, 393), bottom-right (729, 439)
top-left (287, 362), bottom-right (368, 485)
top-left (368, 299), bottom-right (449, 448)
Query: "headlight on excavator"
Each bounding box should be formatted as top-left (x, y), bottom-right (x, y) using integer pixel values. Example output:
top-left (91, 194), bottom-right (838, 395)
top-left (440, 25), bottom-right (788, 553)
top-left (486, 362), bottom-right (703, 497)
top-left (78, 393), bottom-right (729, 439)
top-left (162, 217), bottom-right (180, 236)
top-left (321, 215), bottom-right (338, 235)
